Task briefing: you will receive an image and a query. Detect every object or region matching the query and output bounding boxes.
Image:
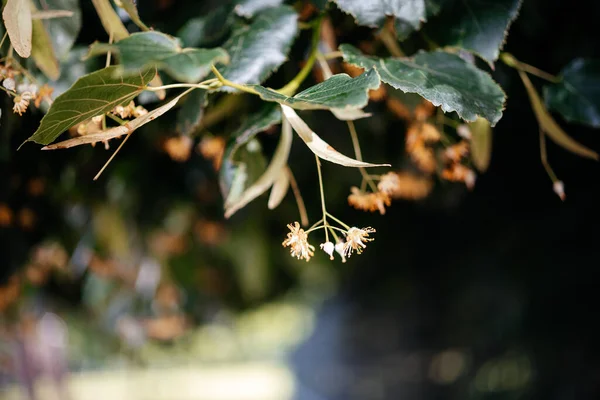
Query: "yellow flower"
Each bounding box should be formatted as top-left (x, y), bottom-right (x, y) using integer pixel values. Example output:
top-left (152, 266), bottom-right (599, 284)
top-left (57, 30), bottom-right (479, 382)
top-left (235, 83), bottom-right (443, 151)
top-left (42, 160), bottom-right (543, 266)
top-left (377, 172), bottom-right (433, 200)
top-left (348, 187), bottom-right (390, 215)
top-left (282, 222), bottom-right (315, 262)
top-left (343, 227), bottom-right (375, 257)
top-left (12, 91), bottom-right (33, 116)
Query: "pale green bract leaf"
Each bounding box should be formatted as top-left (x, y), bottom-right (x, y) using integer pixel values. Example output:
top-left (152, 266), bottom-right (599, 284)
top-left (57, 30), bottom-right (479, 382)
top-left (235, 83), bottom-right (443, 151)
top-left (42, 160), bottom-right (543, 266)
top-left (87, 32), bottom-right (229, 83)
top-left (340, 44), bottom-right (506, 126)
top-left (234, 0), bottom-right (284, 17)
top-left (469, 117), bottom-right (492, 172)
top-left (33, 0), bottom-right (82, 60)
top-left (544, 59), bottom-right (600, 129)
top-left (25, 66), bottom-right (155, 146)
top-left (42, 91), bottom-right (189, 149)
top-left (251, 69), bottom-right (380, 119)
top-left (281, 105), bottom-right (390, 168)
top-left (220, 5), bottom-right (298, 90)
top-left (224, 110), bottom-right (292, 218)
top-left (220, 105), bottom-right (282, 204)
top-left (426, 0), bottom-right (522, 64)
top-left (2, 0), bottom-right (32, 58)
top-left (519, 70), bottom-right (598, 161)
top-left (31, 8), bottom-right (60, 80)
top-left (332, 0), bottom-right (425, 30)
top-left (267, 168), bottom-right (289, 210)
top-left (119, 0), bottom-right (150, 31)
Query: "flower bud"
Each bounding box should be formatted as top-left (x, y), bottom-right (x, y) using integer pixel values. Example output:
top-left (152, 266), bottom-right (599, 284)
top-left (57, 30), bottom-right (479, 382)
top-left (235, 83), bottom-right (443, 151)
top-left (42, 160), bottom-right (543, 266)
top-left (320, 242), bottom-right (335, 260)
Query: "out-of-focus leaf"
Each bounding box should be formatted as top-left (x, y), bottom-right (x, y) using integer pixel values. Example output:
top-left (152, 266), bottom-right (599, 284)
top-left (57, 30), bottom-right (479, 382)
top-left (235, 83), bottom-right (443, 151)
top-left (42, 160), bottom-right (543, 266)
top-left (91, 0), bottom-right (129, 41)
top-left (3, 0), bottom-right (32, 58)
top-left (220, 6), bottom-right (298, 89)
top-left (224, 114), bottom-right (292, 218)
top-left (234, 0), bottom-right (284, 17)
top-left (281, 105), bottom-right (389, 167)
top-left (251, 69), bottom-right (380, 119)
top-left (395, 0), bottom-right (448, 40)
top-left (219, 104), bottom-right (281, 204)
top-left (469, 117), bottom-right (492, 172)
top-left (340, 44), bottom-right (506, 125)
top-left (544, 59), bottom-right (600, 128)
top-left (25, 67), bottom-right (155, 145)
top-left (332, 0), bottom-right (425, 30)
top-left (177, 5), bottom-right (234, 48)
top-left (119, 0), bottom-right (150, 31)
top-left (426, 0), bottom-right (522, 64)
top-left (176, 89), bottom-right (208, 135)
top-left (30, 8), bottom-right (60, 80)
top-left (519, 70), bottom-right (598, 160)
top-left (43, 90), bottom-right (189, 149)
top-left (33, 0), bottom-right (82, 59)
top-left (267, 168), bottom-right (289, 210)
top-left (88, 32), bottom-right (229, 83)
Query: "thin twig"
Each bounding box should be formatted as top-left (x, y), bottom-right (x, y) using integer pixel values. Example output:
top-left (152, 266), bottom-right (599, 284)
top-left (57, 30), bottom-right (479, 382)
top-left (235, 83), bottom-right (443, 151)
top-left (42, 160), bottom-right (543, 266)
top-left (286, 166), bottom-right (309, 227)
top-left (347, 120), bottom-right (378, 192)
top-left (93, 132), bottom-right (133, 180)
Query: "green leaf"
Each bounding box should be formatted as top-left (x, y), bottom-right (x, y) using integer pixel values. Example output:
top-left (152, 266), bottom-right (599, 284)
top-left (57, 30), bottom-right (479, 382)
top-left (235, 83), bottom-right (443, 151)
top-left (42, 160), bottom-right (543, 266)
top-left (219, 104), bottom-right (281, 204)
top-left (33, 0), bottom-right (82, 59)
top-left (25, 66), bottom-right (155, 146)
top-left (177, 5), bottom-right (234, 48)
top-left (118, 0), bottom-right (150, 31)
top-left (425, 0), bottom-right (522, 64)
top-left (519, 70), bottom-right (598, 160)
top-left (88, 32), bottom-right (229, 83)
top-left (3, 0), bottom-right (32, 58)
top-left (251, 68), bottom-right (380, 118)
top-left (544, 59), bottom-right (600, 129)
top-left (176, 89), bottom-right (208, 135)
top-left (234, 0), bottom-right (284, 17)
top-left (219, 5), bottom-right (298, 89)
top-left (31, 9), bottom-right (60, 80)
top-left (332, 0), bottom-right (425, 30)
top-left (340, 44), bottom-right (506, 125)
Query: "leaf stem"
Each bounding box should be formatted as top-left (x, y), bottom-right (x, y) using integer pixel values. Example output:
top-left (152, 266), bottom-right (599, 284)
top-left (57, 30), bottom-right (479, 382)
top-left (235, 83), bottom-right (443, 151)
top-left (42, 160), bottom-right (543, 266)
top-left (347, 120), bottom-right (378, 192)
top-left (500, 53), bottom-right (560, 83)
top-left (0, 31), bottom-right (8, 50)
top-left (315, 154), bottom-right (329, 243)
top-left (321, 51), bottom-right (343, 60)
top-left (286, 166), bottom-right (309, 227)
top-left (106, 112), bottom-right (126, 125)
top-left (144, 83), bottom-right (213, 92)
top-left (93, 132), bottom-right (133, 180)
top-left (278, 16), bottom-right (323, 97)
top-left (210, 64), bottom-right (258, 95)
top-left (378, 18), bottom-right (405, 57)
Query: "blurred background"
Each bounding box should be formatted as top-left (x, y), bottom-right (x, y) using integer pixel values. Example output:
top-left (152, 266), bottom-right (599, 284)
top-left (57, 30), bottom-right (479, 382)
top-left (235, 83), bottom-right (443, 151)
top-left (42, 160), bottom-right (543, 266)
top-left (1, 0), bottom-right (600, 399)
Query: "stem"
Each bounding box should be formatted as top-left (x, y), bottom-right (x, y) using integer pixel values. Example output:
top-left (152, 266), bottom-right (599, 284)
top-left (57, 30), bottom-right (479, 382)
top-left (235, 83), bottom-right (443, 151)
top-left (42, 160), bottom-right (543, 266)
top-left (347, 121), bottom-right (378, 192)
top-left (306, 225), bottom-right (325, 234)
top-left (378, 18), bottom-right (405, 57)
top-left (211, 65), bottom-right (258, 95)
top-left (501, 53), bottom-right (560, 83)
top-left (105, 32), bottom-right (114, 68)
top-left (0, 31), bottom-right (8, 50)
top-left (539, 128), bottom-right (559, 183)
top-left (0, 85), bottom-right (15, 96)
top-left (278, 16), bottom-right (323, 97)
top-left (321, 51), bottom-right (343, 60)
top-left (315, 155), bottom-right (329, 243)
top-left (327, 226), bottom-right (340, 243)
top-left (93, 132), bottom-right (133, 180)
top-left (326, 212), bottom-right (351, 230)
top-left (286, 166), bottom-right (309, 227)
top-left (144, 83), bottom-right (214, 92)
top-left (106, 113), bottom-right (126, 125)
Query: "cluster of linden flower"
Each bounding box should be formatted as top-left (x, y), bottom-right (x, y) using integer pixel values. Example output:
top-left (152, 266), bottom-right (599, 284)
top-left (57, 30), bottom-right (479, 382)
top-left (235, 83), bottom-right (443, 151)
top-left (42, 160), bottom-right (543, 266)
top-left (282, 222), bottom-right (375, 263)
top-left (1, 63), bottom-right (54, 116)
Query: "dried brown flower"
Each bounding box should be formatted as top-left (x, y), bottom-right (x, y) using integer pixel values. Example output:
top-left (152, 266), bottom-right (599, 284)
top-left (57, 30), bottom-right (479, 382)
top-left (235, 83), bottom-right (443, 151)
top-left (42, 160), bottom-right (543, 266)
top-left (378, 172), bottom-right (433, 200)
top-left (282, 222), bottom-right (315, 262)
top-left (348, 187), bottom-right (391, 215)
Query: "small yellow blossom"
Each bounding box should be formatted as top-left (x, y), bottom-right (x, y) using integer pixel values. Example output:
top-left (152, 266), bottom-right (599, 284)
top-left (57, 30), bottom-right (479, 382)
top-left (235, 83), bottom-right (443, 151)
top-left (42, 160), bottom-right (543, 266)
top-left (13, 92), bottom-right (33, 116)
top-left (348, 187), bottom-right (390, 215)
top-left (343, 227), bottom-right (375, 257)
top-left (282, 222), bottom-right (315, 262)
